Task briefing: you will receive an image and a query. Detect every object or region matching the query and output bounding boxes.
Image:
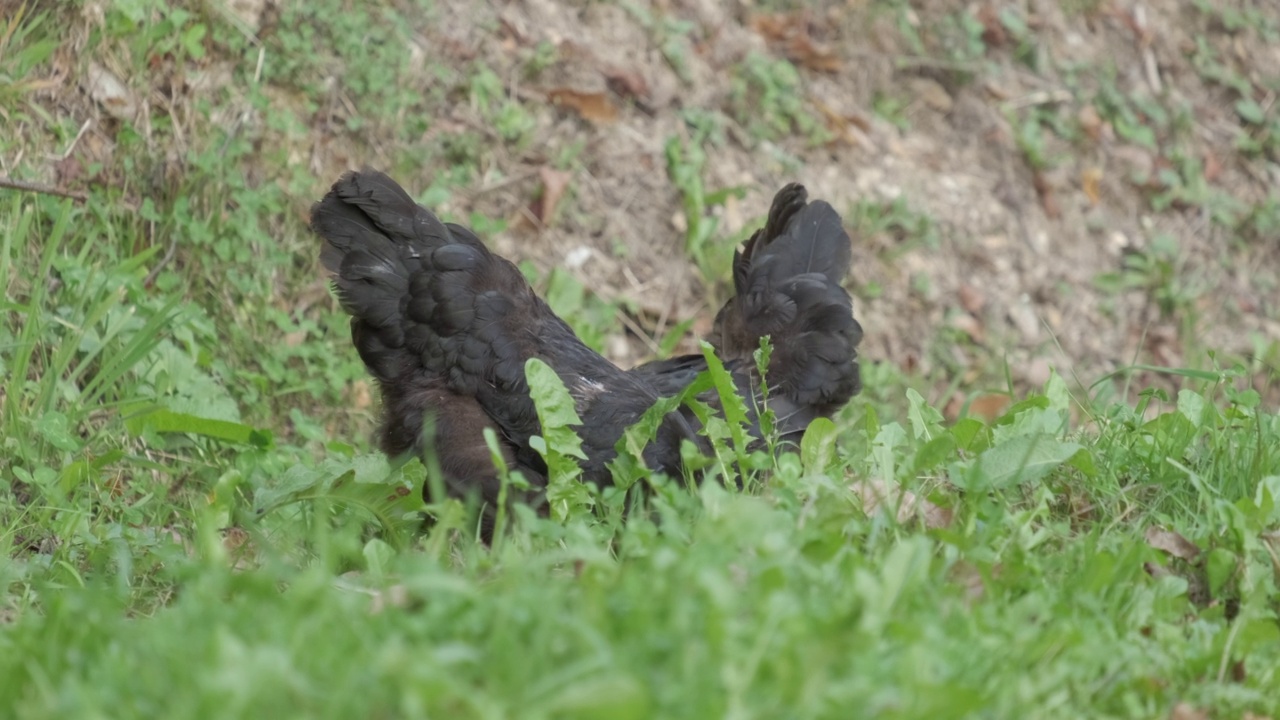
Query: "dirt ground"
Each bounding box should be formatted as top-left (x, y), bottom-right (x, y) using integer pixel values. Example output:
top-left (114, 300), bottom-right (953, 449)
top-left (405, 0), bottom-right (1280, 404)
top-left (26, 0), bottom-right (1280, 407)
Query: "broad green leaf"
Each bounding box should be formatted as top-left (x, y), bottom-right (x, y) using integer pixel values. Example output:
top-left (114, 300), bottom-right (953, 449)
top-left (950, 417), bottom-right (987, 453)
top-left (1236, 97), bottom-right (1265, 125)
top-left (906, 388), bottom-right (944, 440)
top-left (870, 422), bottom-right (906, 483)
top-left (699, 340), bottom-right (752, 459)
top-left (526, 358), bottom-right (589, 522)
top-left (1205, 547), bottom-right (1238, 597)
top-left (1177, 389), bottom-right (1206, 428)
top-left (1044, 370), bottom-right (1071, 413)
top-left (524, 358), bottom-right (585, 436)
top-left (913, 434), bottom-right (956, 475)
top-left (800, 417), bottom-right (838, 474)
top-left (125, 407), bottom-right (272, 447)
top-left (36, 410), bottom-right (81, 452)
top-left (973, 433), bottom-right (1083, 489)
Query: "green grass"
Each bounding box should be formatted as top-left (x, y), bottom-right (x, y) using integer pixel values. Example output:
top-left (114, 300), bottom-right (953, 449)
top-left (2, 1), bottom-right (1279, 718)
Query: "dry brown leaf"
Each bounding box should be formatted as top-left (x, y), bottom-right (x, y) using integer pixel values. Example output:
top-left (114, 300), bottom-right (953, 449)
top-left (602, 66), bottom-right (649, 100)
top-left (54, 155), bottom-right (85, 188)
top-left (977, 3), bottom-right (1006, 48)
top-left (1078, 105), bottom-right (1104, 142)
top-left (548, 88), bottom-right (618, 124)
top-left (532, 167), bottom-right (572, 224)
top-left (943, 393), bottom-right (965, 421)
top-left (87, 61), bottom-right (137, 121)
top-left (749, 13), bottom-right (791, 42)
top-left (958, 284), bottom-right (986, 314)
top-left (968, 394), bottom-right (1011, 423)
top-left (786, 34), bottom-right (842, 73)
top-left (909, 78), bottom-right (953, 113)
top-left (1081, 166), bottom-right (1103, 205)
top-left (1142, 561), bottom-right (1171, 580)
top-left (950, 313), bottom-right (985, 344)
top-left (1202, 151), bottom-right (1223, 183)
top-left (1144, 526), bottom-right (1201, 561)
top-left (811, 96), bottom-right (861, 146)
top-left (851, 479), bottom-right (953, 529)
top-left (1032, 171), bottom-right (1060, 218)
top-left (749, 12), bottom-right (841, 73)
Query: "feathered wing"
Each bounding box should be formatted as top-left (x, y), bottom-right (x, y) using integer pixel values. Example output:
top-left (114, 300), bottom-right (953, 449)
top-left (312, 171), bottom-right (536, 506)
top-left (312, 171), bottom-right (688, 521)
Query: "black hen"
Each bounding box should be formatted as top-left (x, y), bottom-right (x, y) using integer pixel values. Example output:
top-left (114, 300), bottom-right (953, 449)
top-left (312, 171), bottom-right (861, 533)
top-left (311, 172), bottom-right (689, 516)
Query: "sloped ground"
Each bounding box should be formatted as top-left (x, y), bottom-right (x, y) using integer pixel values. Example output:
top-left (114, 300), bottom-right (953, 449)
top-left (6, 0), bottom-right (1280, 424)
top-left (5, 4), bottom-right (1280, 715)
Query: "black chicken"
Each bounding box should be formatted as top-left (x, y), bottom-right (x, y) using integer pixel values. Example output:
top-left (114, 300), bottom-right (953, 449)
top-left (312, 171), bottom-right (861, 533)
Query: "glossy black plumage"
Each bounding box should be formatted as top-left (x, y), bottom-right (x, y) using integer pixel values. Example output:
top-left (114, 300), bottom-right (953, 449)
top-left (635, 183), bottom-right (863, 445)
top-left (312, 171), bottom-right (861, 537)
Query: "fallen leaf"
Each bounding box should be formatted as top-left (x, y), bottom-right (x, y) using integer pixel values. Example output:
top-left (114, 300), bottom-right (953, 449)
top-left (548, 88), bottom-right (618, 124)
top-left (54, 155), bottom-right (85, 188)
top-left (1142, 561), bottom-right (1171, 579)
top-left (1202, 151), bottom-right (1223, 183)
top-left (749, 13), bottom-right (791, 42)
top-left (950, 313), bottom-right (985, 344)
top-left (1081, 166), bottom-right (1103, 205)
top-left (749, 12), bottom-right (841, 73)
top-left (602, 66), bottom-right (649, 100)
top-left (811, 96), bottom-right (861, 146)
top-left (87, 61), bottom-right (137, 121)
top-left (532, 166), bottom-right (572, 224)
top-left (977, 3), bottom-right (1006, 48)
top-left (786, 34), bottom-right (842, 73)
top-left (1032, 171), bottom-right (1060, 218)
top-left (909, 77), bottom-right (952, 113)
top-left (968, 394), bottom-right (1011, 423)
top-left (958, 284), bottom-right (986, 314)
top-left (1078, 104), bottom-right (1104, 142)
top-left (1144, 526), bottom-right (1201, 561)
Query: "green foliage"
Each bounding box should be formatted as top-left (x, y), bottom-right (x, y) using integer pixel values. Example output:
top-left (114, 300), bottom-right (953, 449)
top-left (2, 1), bottom-right (1280, 717)
top-left (664, 122), bottom-right (747, 291)
top-left (728, 53), bottom-right (829, 144)
top-left (524, 358), bottom-right (591, 522)
top-left (0, 7), bottom-right (57, 111)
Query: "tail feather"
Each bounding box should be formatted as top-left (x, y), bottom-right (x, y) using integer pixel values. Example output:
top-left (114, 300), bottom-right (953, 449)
top-left (711, 183), bottom-right (863, 427)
